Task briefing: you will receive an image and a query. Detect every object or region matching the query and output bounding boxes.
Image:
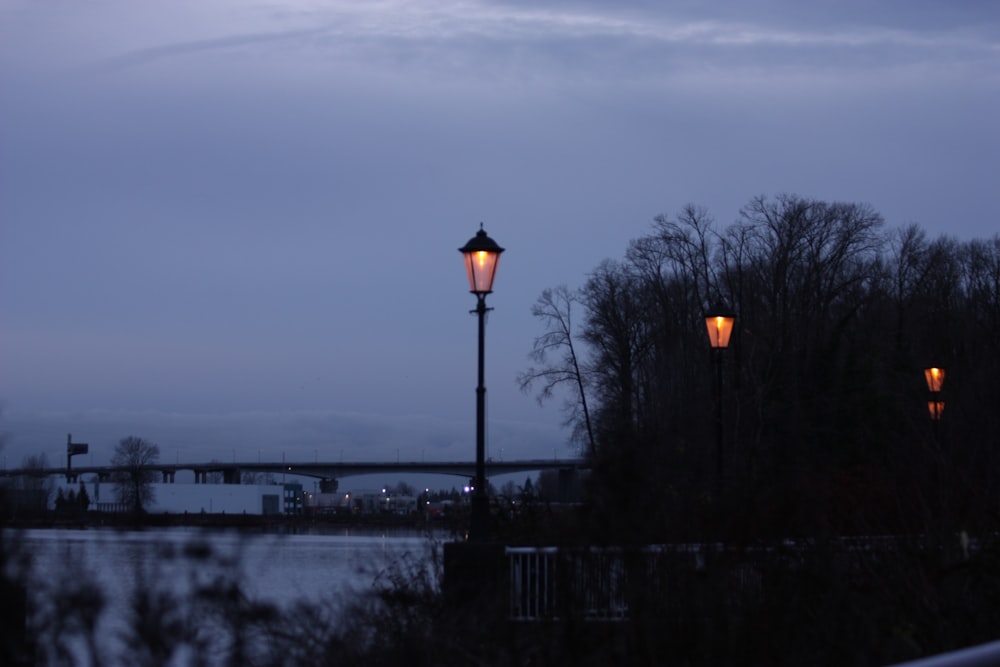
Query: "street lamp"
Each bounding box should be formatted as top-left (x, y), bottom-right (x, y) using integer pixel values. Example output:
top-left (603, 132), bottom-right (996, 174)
top-left (924, 366), bottom-right (945, 437)
top-left (705, 303), bottom-right (735, 489)
top-left (459, 224), bottom-right (504, 542)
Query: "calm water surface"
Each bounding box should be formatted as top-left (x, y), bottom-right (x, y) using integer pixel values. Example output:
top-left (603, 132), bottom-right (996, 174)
top-left (14, 527), bottom-right (444, 664)
top-left (22, 526), bottom-right (442, 608)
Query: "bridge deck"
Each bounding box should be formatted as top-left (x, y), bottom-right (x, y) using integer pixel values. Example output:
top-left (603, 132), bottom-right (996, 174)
top-left (2, 458), bottom-right (587, 483)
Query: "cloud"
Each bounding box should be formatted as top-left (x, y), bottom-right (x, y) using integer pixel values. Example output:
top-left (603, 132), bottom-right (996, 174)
top-left (90, 26), bottom-right (335, 73)
top-left (61, 1), bottom-right (997, 88)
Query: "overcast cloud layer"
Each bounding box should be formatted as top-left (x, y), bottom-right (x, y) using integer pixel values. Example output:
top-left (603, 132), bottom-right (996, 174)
top-left (1, 0), bottom-right (998, 469)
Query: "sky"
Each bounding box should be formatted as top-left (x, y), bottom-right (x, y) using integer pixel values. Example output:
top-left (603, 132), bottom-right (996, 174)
top-left (1, 0), bottom-right (998, 477)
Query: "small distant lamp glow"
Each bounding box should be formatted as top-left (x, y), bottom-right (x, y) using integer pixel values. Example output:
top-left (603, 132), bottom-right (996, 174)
top-left (924, 367), bottom-right (945, 393)
top-left (924, 367), bottom-right (946, 425)
top-left (460, 225), bottom-right (505, 294)
top-left (705, 305), bottom-right (736, 349)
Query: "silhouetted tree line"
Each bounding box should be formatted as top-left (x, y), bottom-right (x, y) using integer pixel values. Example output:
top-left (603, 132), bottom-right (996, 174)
top-left (522, 195), bottom-right (1000, 543)
top-left (53, 483), bottom-right (90, 517)
top-left (499, 196), bottom-right (1000, 663)
top-left (2, 454), bottom-right (54, 519)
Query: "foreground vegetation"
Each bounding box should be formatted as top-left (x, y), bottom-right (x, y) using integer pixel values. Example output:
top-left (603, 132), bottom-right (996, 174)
top-left (4, 511), bottom-right (1000, 666)
top-left (0, 523), bottom-right (450, 666)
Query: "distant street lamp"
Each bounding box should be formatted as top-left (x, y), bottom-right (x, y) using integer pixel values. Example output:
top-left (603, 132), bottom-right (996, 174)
top-left (460, 224), bottom-right (504, 542)
top-left (705, 303), bottom-right (735, 489)
top-left (924, 367), bottom-right (946, 438)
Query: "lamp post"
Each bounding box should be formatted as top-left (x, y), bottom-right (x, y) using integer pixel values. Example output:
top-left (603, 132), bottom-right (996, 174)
top-left (704, 304), bottom-right (735, 490)
top-left (459, 224), bottom-right (504, 542)
top-left (924, 366), bottom-right (945, 440)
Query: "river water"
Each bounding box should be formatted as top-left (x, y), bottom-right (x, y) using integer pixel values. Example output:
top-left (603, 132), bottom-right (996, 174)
top-left (12, 526), bottom-right (445, 664)
top-left (21, 526), bottom-right (440, 605)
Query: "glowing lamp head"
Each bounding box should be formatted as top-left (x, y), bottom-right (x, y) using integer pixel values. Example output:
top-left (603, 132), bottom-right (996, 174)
top-left (460, 225), bottom-right (504, 295)
top-left (704, 303), bottom-right (736, 349)
top-left (924, 367), bottom-right (945, 393)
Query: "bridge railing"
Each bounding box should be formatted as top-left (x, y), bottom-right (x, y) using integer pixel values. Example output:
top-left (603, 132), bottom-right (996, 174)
top-left (94, 502), bottom-right (130, 513)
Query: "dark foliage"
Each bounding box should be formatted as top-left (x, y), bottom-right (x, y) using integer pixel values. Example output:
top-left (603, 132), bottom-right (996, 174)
top-left (523, 196), bottom-right (1000, 546)
top-left (111, 436), bottom-right (161, 515)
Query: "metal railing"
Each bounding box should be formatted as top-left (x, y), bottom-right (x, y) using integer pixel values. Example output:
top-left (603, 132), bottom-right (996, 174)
top-left (507, 543), bottom-right (1000, 666)
top-left (507, 546), bottom-right (631, 621)
top-left (94, 501), bottom-right (130, 513)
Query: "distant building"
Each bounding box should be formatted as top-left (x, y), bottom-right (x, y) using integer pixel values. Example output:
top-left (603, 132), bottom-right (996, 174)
top-left (303, 491), bottom-right (351, 515)
top-left (62, 480), bottom-right (301, 515)
top-left (352, 490), bottom-right (386, 514)
top-left (283, 483), bottom-right (304, 515)
top-left (386, 495), bottom-right (417, 514)
top-left (426, 500), bottom-right (455, 519)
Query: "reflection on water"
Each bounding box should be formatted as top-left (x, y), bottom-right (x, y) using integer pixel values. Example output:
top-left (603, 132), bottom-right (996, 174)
top-left (23, 526), bottom-right (440, 608)
top-left (16, 526), bottom-right (443, 664)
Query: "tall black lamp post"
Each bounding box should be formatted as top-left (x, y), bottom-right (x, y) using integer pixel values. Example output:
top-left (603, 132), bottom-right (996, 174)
top-left (460, 225), bottom-right (504, 542)
top-left (705, 304), bottom-right (735, 490)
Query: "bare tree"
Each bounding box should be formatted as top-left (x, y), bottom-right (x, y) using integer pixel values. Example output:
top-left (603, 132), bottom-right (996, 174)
top-left (579, 260), bottom-right (654, 445)
top-left (242, 471), bottom-right (277, 485)
top-left (629, 204), bottom-right (718, 312)
top-left (517, 286), bottom-right (596, 457)
top-left (8, 453), bottom-right (54, 515)
top-left (111, 436), bottom-right (160, 514)
top-left (204, 462), bottom-right (224, 485)
top-left (389, 480), bottom-right (416, 496)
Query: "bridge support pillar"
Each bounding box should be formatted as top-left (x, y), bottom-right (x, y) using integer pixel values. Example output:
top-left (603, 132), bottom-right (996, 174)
top-left (223, 468), bottom-right (241, 484)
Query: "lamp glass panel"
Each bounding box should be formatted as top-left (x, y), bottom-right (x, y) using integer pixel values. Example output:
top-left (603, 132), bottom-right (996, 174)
top-left (705, 315), bottom-right (735, 349)
top-left (924, 367), bottom-right (945, 393)
top-left (927, 401), bottom-right (945, 421)
top-left (464, 250), bottom-right (500, 294)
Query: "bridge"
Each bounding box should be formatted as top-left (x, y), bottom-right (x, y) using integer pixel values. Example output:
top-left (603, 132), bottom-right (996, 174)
top-left (1, 458), bottom-right (588, 486)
